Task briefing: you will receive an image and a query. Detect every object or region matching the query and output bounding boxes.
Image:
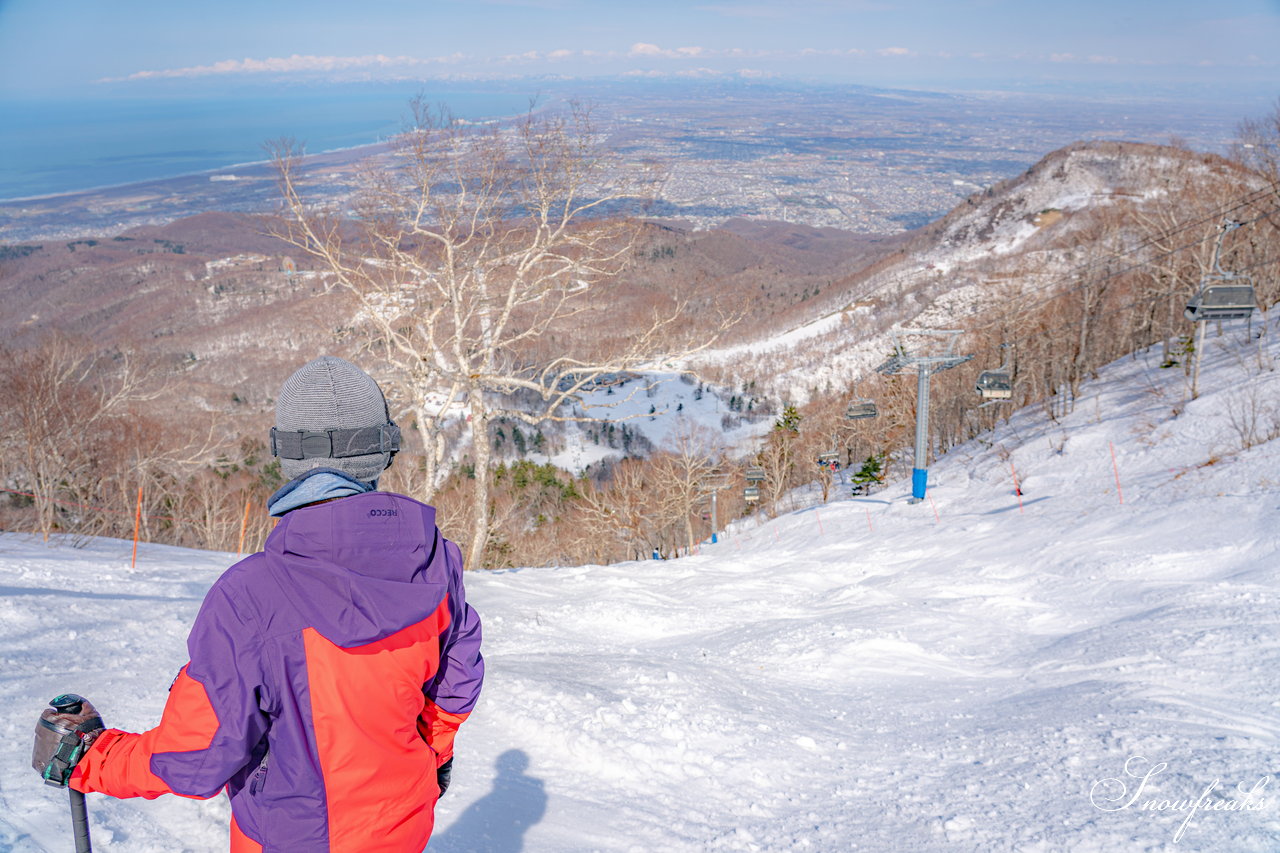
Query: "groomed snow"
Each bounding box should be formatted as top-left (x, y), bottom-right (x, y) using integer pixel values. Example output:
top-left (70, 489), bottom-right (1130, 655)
top-left (2, 323), bottom-right (1280, 852)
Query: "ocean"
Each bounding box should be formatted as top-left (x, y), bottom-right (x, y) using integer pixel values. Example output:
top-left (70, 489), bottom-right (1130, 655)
top-left (0, 89), bottom-right (533, 201)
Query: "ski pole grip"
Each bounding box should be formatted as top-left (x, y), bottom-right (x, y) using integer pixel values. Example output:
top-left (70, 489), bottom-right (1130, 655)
top-left (49, 694), bottom-right (85, 715)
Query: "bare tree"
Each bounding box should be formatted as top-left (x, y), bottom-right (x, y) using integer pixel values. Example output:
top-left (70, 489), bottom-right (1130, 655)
top-left (0, 336), bottom-right (163, 541)
top-left (571, 458), bottom-right (674, 562)
top-left (650, 420), bottom-right (723, 552)
top-left (1235, 98), bottom-right (1280, 197)
top-left (756, 404), bottom-right (803, 518)
top-left (272, 102), bottom-right (727, 567)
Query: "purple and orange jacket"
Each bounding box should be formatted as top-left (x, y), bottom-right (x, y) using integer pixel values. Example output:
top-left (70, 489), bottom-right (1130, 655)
top-left (71, 492), bottom-right (485, 852)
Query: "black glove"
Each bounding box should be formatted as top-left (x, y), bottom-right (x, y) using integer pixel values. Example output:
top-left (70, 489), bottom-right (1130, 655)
top-left (32, 694), bottom-right (105, 787)
top-left (437, 757), bottom-right (453, 798)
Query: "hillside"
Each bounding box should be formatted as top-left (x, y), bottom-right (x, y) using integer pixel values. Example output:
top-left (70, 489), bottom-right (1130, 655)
top-left (1, 140), bottom-right (1258, 453)
top-left (692, 141), bottom-right (1267, 401)
top-left (0, 211), bottom-right (887, 421)
top-left (1, 292), bottom-right (1276, 851)
top-left (1, 137), bottom-right (1275, 569)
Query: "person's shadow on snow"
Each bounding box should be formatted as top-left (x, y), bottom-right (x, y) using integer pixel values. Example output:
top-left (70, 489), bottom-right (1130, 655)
top-left (428, 750), bottom-right (546, 853)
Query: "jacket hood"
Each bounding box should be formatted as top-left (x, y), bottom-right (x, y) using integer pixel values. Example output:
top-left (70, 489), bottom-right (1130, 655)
top-left (259, 492), bottom-right (455, 648)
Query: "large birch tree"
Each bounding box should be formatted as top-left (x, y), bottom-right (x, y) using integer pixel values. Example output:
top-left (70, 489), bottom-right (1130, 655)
top-left (273, 102), bottom-right (722, 567)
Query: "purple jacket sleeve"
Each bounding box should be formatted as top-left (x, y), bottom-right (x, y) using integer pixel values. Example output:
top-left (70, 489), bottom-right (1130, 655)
top-left (418, 538), bottom-right (483, 764)
top-left (74, 577), bottom-right (269, 800)
top-left (156, 579), bottom-right (270, 796)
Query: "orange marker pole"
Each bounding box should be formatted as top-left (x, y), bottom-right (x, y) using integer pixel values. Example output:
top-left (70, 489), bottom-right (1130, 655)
top-left (1010, 462), bottom-right (1024, 514)
top-left (130, 485), bottom-right (143, 568)
top-left (237, 497), bottom-right (252, 556)
top-left (1110, 441), bottom-right (1124, 505)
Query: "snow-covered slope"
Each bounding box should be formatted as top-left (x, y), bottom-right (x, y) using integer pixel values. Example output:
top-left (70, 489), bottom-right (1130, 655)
top-left (690, 142), bottom-right (1262, 403)
top-left (2, 323), bottom-right (1279, 852)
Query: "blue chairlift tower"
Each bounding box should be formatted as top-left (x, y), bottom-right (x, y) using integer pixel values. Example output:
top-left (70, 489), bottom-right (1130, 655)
top-left (875, 329), bottom-right (972, 503)
top-left (700, 470), bottom-right (730, 543)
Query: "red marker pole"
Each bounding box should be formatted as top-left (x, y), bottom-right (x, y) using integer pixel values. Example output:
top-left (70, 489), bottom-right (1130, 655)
top-left (865, 507), bottom-right (873, 533)
top-left (1110, 441), bottom-right (1124, 505)
top-left (815, 510), bottom-right (824, 536)
top-left (1010, 462), bottom-right (1024, 514)
top-left (928, 492), bottom-right (940, 524)
top-left (130, 485), bottom-right (143, 568)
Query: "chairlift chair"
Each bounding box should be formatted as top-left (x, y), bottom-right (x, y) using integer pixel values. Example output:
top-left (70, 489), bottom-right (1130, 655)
top-left (817, 449), bottom-right (840, 465)
top-left (975, 370), bottom-right (1013, 400)
top-left (1184, 283), bottom-right (1256, 322)
top-left (845, 400), bottom-right (878, 420)
top-left (743, 486), bottom-right (761, 503)
top-left (1185, 220), bottom-right (1256, 323)
top-left (745, 466), bottom-right (765, 483)
top-left (701, 472), bottom-right (730, 492)
top-left (977, 343), bottom-right (1014, 402)
top-left (844, 378), bottom-right (879, 420)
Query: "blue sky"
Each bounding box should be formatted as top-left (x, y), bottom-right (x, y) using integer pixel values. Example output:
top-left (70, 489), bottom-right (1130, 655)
top-left (1, 0), bottom-right (1279, 98)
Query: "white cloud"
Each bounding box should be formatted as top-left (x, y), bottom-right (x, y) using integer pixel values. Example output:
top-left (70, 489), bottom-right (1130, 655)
top-left (877, 46), bottom-right (910, 57)
top-left (1050, 53), bottom-right (1075, 63)
top-left (547, 49), bottom-right (574, 60)
top-left (628, 42), bottom-right (706, 59)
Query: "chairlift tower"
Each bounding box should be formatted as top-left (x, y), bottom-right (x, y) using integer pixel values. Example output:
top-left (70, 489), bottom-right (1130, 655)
top-left (699, 471), bottom-right (730, 543)
top-left (875, 329), bottom-right (972, 502)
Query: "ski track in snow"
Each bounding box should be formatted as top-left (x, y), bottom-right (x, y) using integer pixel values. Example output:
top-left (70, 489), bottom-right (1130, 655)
top-left (3, 328), bottom-right (1280, 851)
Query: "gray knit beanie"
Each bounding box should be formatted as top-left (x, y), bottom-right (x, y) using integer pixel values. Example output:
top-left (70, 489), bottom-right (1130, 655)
top-left (273, 356), bottom-right (395, 483)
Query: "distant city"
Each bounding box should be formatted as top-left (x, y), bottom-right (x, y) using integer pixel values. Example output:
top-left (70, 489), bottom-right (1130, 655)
top-left (0, 80), bottom-right (1255, 242)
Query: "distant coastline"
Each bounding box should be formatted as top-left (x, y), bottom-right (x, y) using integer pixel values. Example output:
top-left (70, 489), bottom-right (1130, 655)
top-left (0, 136), bottom-right (390, 205)
top-left (0, 89), bottom-right (534, 202)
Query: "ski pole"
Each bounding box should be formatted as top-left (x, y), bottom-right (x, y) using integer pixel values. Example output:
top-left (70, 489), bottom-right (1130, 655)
top-left (47, 695), bottom-right (93, 853)
top-left (69, 788), bottom-right (92, 853)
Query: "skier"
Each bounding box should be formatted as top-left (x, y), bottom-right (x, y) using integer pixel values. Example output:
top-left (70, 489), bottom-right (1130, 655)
top-left (32, 356), bottom-right (484, 852)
